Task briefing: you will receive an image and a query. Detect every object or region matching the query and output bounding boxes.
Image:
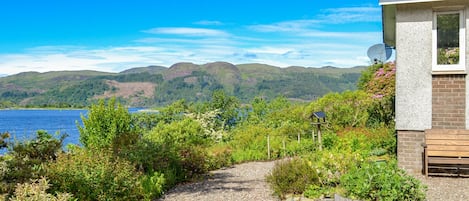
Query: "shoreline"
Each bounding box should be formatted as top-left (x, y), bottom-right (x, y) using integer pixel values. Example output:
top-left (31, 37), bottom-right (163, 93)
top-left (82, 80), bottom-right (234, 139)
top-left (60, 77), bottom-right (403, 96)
top-left (0, 107), bottom-right (87, 111)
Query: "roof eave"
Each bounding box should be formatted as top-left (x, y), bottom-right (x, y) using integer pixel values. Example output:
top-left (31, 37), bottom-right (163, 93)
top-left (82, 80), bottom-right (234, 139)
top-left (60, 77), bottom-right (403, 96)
top-left (382, 5), bottom-right (396, 47)
top-left (379, 0), bottom-right (443, 6)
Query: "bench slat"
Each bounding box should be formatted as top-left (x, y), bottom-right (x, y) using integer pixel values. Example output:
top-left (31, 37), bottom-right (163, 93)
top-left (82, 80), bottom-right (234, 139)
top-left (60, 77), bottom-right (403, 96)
top-left (426, 139), bottom-right (469, 146)
top-left (424, 129), bottom-right (469, 176)
top-left (428, 157), bottom-right (469, 165)
top-left (425, 129), bottom-right (469, 135)
top-left (427, 150), bottom-right (469, 157)
top-left (426, 134), bottom-right (469, 140)
top-left (426, 145), bottom-right (469, 152)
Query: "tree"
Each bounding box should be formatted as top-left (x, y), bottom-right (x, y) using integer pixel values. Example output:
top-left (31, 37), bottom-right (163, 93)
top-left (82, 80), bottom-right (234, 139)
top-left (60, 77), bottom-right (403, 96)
top-left (209, 90), bottom-right (240, 129)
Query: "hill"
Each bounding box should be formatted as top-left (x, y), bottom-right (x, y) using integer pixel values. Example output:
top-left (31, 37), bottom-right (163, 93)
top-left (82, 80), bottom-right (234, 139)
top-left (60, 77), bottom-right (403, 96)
top-left (0, 62), bottom-right (365, 107)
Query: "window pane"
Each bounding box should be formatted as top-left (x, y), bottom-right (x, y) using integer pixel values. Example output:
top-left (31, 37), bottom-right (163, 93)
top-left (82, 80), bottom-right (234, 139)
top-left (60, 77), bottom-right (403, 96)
top-left (437, 13), bottom-right (460, 65)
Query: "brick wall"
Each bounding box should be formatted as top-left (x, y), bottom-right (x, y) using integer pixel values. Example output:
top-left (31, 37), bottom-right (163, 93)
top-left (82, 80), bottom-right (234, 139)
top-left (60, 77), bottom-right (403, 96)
top-left (397, 130), bottom-right (425, 174)
top-left (432, 74), bottom-right (466, 129)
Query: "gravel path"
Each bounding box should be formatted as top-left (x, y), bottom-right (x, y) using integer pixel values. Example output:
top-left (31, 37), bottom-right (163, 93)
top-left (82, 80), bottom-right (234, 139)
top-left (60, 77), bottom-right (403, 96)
top-left (415, 176), bottom-right (469, 201)
top-left (159, 160), bottom-right (469, 201)
top-left (159, 161), bottom-right (279, 201)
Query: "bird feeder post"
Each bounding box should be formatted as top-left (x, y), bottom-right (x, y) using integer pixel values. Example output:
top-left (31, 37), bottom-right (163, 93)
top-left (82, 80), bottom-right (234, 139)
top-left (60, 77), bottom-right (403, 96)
top-left (317, 123), bottom-right (322, 151)
top-left (310, 111), bottom-right (326, 151)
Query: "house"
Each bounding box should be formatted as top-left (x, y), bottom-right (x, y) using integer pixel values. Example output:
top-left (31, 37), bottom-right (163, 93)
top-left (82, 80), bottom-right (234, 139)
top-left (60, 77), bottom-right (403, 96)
top-left (381, 0), bottom-right (469, 174)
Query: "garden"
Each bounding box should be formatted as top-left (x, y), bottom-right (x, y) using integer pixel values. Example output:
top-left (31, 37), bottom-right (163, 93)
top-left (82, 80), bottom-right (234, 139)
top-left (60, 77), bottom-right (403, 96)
top-left (0, 62), bottom-right (427, 200)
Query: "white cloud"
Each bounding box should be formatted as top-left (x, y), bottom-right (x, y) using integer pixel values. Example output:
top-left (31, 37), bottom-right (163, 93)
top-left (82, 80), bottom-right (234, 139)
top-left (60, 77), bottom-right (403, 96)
top-left (246, 47), bottom-right (294, 55)
top-left (299, 31), bottom-right (381, 41)
top-left (0, 39), bottom-right (375, 76)
top-left (319, 7), bottom-right (381, 23)
top-left (194, 20), bottom-right (224, 26)
top-left (135, 37), bottom-right (237, 46)
top-left (0, 6), bottom-right (383, 76)
top-left (143, 27), bottom-right (229, 37)
top-left (249, 6), bottom-right (381, 33)
top-left (249, 19), bottom-right (320, 32)
top-left (0, 46), bottom-right (168, 75)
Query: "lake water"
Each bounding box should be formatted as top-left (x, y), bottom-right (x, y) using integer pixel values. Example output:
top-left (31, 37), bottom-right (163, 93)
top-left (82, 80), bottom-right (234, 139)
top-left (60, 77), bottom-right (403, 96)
top-left (0, 108), bottom-right (141, 154)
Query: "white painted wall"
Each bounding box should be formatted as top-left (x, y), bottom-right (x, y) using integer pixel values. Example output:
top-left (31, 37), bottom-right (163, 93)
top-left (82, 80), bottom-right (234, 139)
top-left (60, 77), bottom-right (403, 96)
top-left (395, 4), bottom-right (433, 130)
top-left (395, 0), bottom-right (469, 130)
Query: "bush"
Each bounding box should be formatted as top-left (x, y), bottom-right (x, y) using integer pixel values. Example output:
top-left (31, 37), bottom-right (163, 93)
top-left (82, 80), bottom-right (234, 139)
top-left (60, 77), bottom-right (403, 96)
top-left (0, 132), bottom-right (9, 149)
top-left (206, 144), bottom-right (233, 170)
top-left (140, 171), bottom-right (166, 200)
top-left (306, 91), bottom-right (372, 131)
top-left (308, 150), bottom-right (365, 188)
top-left (78, 98), bottom-right (137, 150)
top-left (340, 160), bottom-right (426, 201)
top-left (337, 127), bottom-right (397, 157)
top-left (9, 177), bottom-right (73, 201)
top-left (47, 148), bottom-right (144, 201)
top-left (0, 131), bottom-right (65, 195)
top-left (122, 118), bottom-right (211, 187)
top-left (178, 145), bottom-right (209, 180)
top-left (119, 138), bottom-right (178, 173)
top-left (131, 112), bottom-right (160, 132)
top-left (230, 124), bottom-right (273, 162)
top-left (266, 158), bottom-right (319, 199)
top-left (145, 118), bottom-right (208, 148)
top-left (358, 63), bottom-right (396, 127)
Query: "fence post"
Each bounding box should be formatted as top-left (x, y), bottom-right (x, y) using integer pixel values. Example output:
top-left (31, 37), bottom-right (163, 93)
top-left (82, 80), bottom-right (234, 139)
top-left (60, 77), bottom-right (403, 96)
top-left (283, 139), bottom-right (286, 157)
top-left (267, 135), bottom-right (271, 159)
top-left (318, 124), bottom-right (322, 151)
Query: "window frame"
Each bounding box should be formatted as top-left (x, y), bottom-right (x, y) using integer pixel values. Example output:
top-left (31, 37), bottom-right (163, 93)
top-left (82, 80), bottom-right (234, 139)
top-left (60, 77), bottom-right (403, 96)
top-left (432, 10), bottom-right (466, 73)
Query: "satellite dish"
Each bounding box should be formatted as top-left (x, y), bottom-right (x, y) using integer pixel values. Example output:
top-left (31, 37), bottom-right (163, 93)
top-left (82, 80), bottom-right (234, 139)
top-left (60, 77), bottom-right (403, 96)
top-left (367, 43), bottom-right (392, 64)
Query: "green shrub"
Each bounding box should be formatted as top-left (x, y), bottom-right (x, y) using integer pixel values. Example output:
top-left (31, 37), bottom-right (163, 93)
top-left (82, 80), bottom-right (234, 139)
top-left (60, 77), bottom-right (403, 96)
top-left (140, 171), bottom-right (166, 200)
top-left (358, 63), bottom-right (396, 127)
top-left (304, 184), bottom-right (336, 200)
top-left (208, 90), bottom-right (240, 129)
top-left (284, 139), bottom-right (316, 157)
top-left (131, 112), bottom-right (160, 132)
top-left (123, 118), bottom-right (211, 186)
top-left (207, 145), bottom-right (233, 170)
top-left (119, 139), bottom-right (179, 175)
top-left (357, 64), bottom-right (382, 90)
top-left (78, 98), bottom-right (137, 150)
top-left (178, 145), bottom-right (209, 180)
top-left (47, 148), bottom-right (144, 201)
top-left (230, 124), bottom-right (272, 162)
top-left (266, 158), bottom-right (319, 199)
top-left (306, 91), bottom-right (372, 131)
top-left (145, 118), bottom-right (208, 148)
top-left (0, 130), bottom-right (65, 195)
top-left (0, 132), bottom-right (9, 149)
top-left (308, 150), bottom-right (364, 187)
top-left (9, 177), bottom-right (73, 201)
top-left (340, 160), bottom-right (426, 201)
top-left (321, 131), bottom-right (339, 150)
top-left (337, 127), bottom-right (397, 157)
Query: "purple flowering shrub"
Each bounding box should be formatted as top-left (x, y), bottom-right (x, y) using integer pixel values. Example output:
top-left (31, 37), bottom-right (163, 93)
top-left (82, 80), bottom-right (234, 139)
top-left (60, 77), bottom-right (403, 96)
top-left (360, 63), bottom-right (396, 126)
top-left (365, 62), bottom-right (396, 99)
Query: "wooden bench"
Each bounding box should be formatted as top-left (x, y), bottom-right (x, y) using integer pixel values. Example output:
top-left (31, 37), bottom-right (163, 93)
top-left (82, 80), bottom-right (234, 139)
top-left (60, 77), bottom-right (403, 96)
top-left (424, 129), bottom-right (469, 176)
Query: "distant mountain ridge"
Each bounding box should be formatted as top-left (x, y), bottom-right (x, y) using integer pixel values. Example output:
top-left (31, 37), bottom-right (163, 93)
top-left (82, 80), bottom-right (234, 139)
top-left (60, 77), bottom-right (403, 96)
top-left (0, 62), bottom-right (365, 107)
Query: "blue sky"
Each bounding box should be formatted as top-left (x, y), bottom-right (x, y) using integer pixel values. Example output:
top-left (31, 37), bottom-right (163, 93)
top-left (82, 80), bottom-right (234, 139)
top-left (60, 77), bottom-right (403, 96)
top-left (0, 0), bottom-right (383, 75)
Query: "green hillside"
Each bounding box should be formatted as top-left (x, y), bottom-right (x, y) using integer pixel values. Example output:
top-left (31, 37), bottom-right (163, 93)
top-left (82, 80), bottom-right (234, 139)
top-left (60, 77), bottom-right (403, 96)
top-left (0, 62), bottom-right (365, 108)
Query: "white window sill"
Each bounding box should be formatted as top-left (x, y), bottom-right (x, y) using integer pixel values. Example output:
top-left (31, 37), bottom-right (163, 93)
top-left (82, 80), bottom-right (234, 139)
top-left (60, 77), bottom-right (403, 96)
top-left (431, 70), bottom-right (467, 75)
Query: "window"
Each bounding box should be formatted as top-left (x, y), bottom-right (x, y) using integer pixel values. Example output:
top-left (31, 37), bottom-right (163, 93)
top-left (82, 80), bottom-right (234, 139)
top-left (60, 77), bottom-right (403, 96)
top-left (432, 10), bottom-right (466, 72)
